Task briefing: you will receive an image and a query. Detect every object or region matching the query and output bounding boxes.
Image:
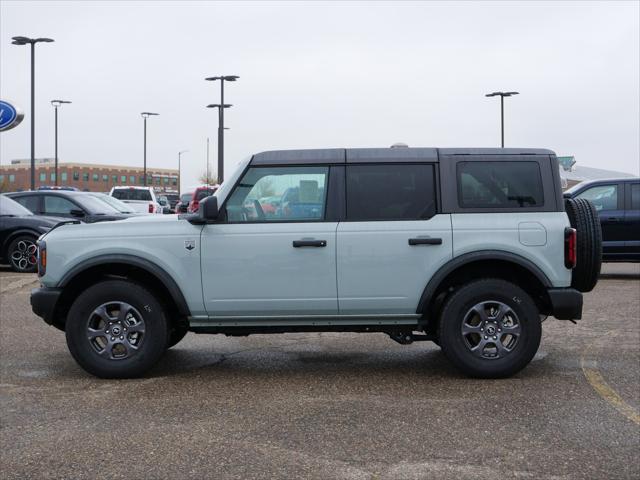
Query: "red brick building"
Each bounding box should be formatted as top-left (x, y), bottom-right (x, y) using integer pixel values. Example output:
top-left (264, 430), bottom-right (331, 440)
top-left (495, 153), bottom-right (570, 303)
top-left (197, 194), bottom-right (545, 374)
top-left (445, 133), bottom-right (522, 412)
top-left (0, 159), bottom-right (178, 193)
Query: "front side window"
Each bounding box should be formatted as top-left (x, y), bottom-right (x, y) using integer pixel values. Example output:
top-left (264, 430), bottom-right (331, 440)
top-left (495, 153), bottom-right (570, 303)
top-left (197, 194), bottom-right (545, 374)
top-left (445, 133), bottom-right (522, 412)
top-left (346, 164), bottom-right (436, 221)
top-left (576, 184), bottom-right (618, 211)
top-left (44, 195), bottom-right (78, 215)
top-left (458, 161), bottom-right (544, 208)
top-left (226, 166), bottom-right (328, 222)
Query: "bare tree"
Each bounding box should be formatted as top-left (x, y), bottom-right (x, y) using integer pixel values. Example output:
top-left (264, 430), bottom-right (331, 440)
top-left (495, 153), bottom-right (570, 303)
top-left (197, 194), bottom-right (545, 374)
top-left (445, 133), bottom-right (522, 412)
top-left (198, 171), bottom-right (219, 186)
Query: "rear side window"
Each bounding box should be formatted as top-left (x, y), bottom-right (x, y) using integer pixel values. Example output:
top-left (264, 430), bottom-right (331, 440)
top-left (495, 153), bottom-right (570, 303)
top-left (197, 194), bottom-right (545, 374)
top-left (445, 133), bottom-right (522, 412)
top-left (346, 164), bottom-right (436, 221)
top-left (457, 161), bottom-right (544, 208)
top-left (13, 195), bottom-right (40, 213)
top-left (112, 189), bottom-right (152, 201)
top-left (630, 183), bottom-right (639, 210)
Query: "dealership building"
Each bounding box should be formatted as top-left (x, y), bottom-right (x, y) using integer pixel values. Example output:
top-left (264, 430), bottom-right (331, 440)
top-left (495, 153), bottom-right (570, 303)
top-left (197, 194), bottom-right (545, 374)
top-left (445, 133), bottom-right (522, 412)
top-left (0, 158), bottom-right (178, 193)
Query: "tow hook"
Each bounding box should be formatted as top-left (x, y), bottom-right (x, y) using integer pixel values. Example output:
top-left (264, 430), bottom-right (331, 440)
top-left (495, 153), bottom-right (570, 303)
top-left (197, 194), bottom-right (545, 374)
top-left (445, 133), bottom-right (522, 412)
top-left (388, 332), bottom-right (436, 345)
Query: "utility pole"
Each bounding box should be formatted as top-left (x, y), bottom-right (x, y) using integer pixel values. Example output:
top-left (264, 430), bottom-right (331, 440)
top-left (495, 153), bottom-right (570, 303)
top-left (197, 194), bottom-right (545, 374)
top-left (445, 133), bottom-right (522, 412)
top-left (51, 100), bottom-right (71, 186)
top-left (12, 36), bottom-right (55, 190)
top-left (485, 91), bottom-right (519, 148)
top-left (205, 75), bottom-right (239, 183)
top-left (141, 112), bottom-right (159, 186)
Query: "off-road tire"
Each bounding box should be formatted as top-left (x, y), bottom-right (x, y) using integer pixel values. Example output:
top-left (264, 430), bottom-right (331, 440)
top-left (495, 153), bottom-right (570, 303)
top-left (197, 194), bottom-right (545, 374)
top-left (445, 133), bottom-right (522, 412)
top-left (66, 280), bottom-right (169, 378)
top-left (565, 197), bottom-right (602, 292)
top-left (439, 279), bottom-right (541, 379)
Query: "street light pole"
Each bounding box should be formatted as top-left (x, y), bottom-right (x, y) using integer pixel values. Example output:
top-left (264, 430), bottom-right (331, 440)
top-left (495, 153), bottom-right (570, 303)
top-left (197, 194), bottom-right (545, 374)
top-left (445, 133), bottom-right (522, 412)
top-left (178, 150), bottom-right (188, 193)
top-left (51, 100), bottom-right (71, 186)
top-left (206, 103), bottom-right (232, 184)
top-left (140, 112), bottom-right (159, 186)
top-left (485, 91), bottom-right (519, 148)
top-left (205, 75), bottom-right (239, 183)
top-left (12, 36), bottom-right (55, 190)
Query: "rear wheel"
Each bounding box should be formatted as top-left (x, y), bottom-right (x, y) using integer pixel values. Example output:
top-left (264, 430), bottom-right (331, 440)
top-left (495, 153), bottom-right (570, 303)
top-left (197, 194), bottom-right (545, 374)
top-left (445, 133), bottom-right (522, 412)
top-left (7, 235), bottom-right (38, 273)
top-left (65, 280), bottom-right (169, 378)
top-left (439, 279), bottom-right (541, 378)
top-left (565, 197), bottom-right (602, 292)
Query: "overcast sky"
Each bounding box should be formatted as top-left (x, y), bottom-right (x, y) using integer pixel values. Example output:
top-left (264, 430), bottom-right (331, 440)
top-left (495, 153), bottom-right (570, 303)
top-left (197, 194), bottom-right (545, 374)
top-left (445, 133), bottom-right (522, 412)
top-left (1, 1), bottom-right (638, 190)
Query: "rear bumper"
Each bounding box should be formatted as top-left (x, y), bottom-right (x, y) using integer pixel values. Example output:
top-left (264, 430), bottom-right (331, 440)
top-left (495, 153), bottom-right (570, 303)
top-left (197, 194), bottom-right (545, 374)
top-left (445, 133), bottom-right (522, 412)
top-left (30, 287), bottom-right (62, 326)
top-left (547, 288), bottom-right (583, 320)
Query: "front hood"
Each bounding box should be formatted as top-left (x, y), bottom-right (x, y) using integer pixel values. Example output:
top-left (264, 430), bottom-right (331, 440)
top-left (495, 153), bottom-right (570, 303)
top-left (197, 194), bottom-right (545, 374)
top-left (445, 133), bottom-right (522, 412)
top-left (44, 213), bottom-right (193, 241)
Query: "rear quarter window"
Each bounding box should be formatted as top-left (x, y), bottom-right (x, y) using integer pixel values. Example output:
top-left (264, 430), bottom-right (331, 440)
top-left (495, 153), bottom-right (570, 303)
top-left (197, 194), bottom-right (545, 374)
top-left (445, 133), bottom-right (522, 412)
top-left (457, 161), bottom-right (544, 209)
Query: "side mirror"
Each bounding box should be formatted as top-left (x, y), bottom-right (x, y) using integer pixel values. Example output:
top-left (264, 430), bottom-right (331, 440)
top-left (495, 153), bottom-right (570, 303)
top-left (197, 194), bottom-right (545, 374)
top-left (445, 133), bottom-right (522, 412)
top-left (69, 209), bottom-right (85, 218)
top-left (199, 195), bottom-right (219, 221)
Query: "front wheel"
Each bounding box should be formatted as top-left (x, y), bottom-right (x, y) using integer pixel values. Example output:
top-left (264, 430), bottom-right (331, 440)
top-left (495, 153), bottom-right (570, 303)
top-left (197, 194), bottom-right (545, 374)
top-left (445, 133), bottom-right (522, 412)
top-left (65, 280), bottom-right (169, 378)
top-left (438, 279), bottom-right (541, 378)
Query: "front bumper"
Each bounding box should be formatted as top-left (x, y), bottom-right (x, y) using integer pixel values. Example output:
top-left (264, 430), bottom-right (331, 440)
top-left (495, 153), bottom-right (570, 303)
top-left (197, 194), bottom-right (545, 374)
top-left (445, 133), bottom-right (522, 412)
top-left (30, 287), bottom-right (62, 326)
top-left (547, 288), bottom-right (583, 320)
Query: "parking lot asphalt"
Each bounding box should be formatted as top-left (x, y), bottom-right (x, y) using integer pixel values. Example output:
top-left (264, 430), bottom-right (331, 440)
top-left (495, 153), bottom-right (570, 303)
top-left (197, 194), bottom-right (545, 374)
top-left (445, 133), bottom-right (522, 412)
top-left (0, 264), bottom-right (638, 480)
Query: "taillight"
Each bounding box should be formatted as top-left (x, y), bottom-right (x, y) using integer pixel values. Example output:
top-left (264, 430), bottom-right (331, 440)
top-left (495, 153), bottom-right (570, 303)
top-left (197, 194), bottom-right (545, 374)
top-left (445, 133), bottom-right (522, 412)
top-left (148, 203), bottom-right (154, 213)
top-left (565, 227), bottom-right (577, 269)
top-left (38, 241), bottom-right (47, 277)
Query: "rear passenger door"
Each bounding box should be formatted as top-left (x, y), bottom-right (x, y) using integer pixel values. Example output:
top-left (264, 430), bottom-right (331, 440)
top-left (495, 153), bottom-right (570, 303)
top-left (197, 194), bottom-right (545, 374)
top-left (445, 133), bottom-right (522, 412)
top-left (336, 162), bottom-right (452, 314)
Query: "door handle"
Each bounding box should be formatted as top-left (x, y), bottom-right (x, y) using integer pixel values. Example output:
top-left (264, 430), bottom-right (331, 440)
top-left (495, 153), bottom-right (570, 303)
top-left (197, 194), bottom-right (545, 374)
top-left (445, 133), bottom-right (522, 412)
top-left (606, 217), bottom-right (620, 222)
top-left (408, 237), bottom-right (442, 246)
top-left (293, 239), bottom-right (327, 248)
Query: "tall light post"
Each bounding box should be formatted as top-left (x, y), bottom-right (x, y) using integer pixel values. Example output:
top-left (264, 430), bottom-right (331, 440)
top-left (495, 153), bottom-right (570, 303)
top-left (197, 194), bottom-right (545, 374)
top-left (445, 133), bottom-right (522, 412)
top-left (205, 75), bottom-right (238, 183)
top-left (11, 36), bottom-right (55, 190)
top-left (178, 149), bottom-right (188, 193)
top-left (485, 91), bottom-right (519, 148)
top-left (206, 104), bottom-right (232, 184)
top-left (51, 100), bottom-right (71, 186)
top-left (141, 112), bottom-right (159, 186)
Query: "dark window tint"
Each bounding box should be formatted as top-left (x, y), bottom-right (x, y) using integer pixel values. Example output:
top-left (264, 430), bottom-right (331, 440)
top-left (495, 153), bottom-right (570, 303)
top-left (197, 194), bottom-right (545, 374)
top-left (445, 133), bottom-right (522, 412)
top-left (630, 183), bottom-right (640, 210)
top-left (44, 195), bottom-right (78, 215)
top-left (196, 189), bottom-right (215, 201)
top-left (180, 193), bottom-right (192, 203)
top-left (346, 164), bottom-right (436, 221)
top-left (112, 189), bottom-right (152, 201)
top-left (14, 195), bottom-right (40, 213)
top-left (458, 161), bottom-right (544, 208)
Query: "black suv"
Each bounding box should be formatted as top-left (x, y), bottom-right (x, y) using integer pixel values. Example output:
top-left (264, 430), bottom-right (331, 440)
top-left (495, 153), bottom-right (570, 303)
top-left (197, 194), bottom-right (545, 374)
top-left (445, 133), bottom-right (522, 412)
top-left (564, 178), bottom-right (639, 262)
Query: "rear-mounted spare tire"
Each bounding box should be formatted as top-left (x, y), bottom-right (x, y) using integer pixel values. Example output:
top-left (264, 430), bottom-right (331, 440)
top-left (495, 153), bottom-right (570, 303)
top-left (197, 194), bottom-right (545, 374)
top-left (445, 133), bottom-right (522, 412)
top-left (564, 197), bottom-right (602, 292)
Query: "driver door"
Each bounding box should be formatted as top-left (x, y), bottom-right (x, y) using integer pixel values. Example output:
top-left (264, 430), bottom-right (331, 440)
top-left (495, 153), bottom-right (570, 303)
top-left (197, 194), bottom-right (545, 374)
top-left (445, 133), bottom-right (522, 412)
top-left (200, 165), bottom-right (338, 317)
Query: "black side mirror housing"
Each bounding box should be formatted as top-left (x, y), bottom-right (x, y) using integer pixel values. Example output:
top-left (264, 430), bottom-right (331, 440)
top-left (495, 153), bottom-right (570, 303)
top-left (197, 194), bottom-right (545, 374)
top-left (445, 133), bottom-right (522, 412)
top-left (199, 196), bottom-right (219, 222)
top-left (69, 209), bottom-right (85, 218)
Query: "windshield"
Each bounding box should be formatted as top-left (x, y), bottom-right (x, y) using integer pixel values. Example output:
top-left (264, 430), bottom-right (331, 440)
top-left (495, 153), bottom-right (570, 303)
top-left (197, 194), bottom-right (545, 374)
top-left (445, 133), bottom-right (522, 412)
top-left (112, 188), bottom-right (152, 201)
top-left (0, 195), bottom-right (33, 216)
top-left (89, 193), bottom-right (135, 213)
top-left (71, 193), bottom-right (121, 214)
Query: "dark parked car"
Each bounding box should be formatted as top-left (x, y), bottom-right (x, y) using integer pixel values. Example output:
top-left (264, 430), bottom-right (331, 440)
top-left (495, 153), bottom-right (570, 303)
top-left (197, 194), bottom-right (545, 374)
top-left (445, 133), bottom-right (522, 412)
top-left (164, 193), bottom-right (180, 210)
top-left (0, 195), bottom-right (65, 273)
top-left (564, 177), bottom-right (639, 262)
top-left (175, 192), bottom-right (193, 213)
top-left (6, 191), bottom-right (133, 224)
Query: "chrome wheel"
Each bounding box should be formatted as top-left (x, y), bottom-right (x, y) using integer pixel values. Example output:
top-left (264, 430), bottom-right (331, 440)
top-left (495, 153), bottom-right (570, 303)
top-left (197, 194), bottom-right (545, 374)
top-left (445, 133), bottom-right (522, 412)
top-left (10, 239), bottom-right (37, 272)
top-left (86, 302), bottom-right (146, 360)
top-left (461, 301), bottom-right (521, 359)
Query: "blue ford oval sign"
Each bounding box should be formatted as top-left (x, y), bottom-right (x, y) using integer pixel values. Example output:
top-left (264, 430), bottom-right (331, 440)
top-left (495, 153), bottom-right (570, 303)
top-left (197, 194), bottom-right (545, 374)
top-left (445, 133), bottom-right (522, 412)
top-left (0, 100), bottom-right (25, 132)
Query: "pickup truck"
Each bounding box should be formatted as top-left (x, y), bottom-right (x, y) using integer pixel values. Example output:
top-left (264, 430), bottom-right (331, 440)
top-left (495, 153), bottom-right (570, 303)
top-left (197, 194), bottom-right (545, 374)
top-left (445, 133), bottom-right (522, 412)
top-left (109, 187), bottom-right (162, 214)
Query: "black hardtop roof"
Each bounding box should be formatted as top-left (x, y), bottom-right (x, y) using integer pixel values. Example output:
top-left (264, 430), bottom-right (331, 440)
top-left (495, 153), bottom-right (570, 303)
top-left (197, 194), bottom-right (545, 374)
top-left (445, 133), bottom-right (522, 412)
top-left (250, 147), bottom-right (556, 165)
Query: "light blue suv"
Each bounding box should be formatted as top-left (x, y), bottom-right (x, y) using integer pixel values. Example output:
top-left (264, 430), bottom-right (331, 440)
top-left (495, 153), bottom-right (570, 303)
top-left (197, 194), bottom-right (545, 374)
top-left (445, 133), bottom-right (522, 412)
top-left (31, 147), bottom-right (601, 378)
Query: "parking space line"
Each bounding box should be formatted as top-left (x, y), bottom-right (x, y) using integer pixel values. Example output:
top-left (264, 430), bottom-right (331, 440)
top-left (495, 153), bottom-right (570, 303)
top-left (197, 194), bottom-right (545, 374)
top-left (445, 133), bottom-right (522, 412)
top-left (581, 340), bottom-right (640, 426)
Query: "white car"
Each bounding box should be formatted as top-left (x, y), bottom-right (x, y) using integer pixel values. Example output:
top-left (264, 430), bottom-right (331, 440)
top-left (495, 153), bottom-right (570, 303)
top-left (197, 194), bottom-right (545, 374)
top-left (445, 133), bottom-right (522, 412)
top-left (109, 186), bottom-right (162, 214)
